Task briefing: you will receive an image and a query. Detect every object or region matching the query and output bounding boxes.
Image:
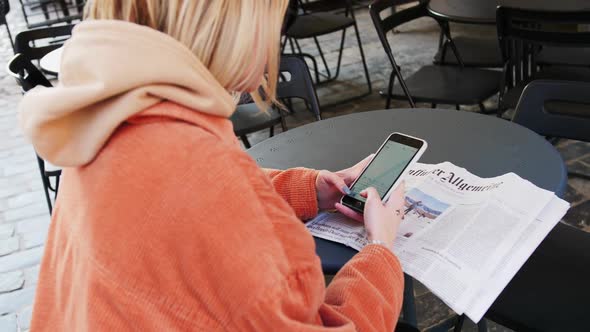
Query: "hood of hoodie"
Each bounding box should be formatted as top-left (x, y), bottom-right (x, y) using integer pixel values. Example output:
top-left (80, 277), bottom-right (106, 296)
top-left (18, 20), bottom-right (237, 167)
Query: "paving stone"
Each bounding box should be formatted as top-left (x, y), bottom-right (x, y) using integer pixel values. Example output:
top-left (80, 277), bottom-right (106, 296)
top-left (0, 238), bottom-right (19, 257)
top-left (567, 161), bottom-right (590, 177)
top-left (16, 216), bottom-right (50, 235)
top-left (0, 287), bottom-right (35, 316)
top-left (5, 191), bottom-right (45, 210)
top-left (1, 202), bottom-right (47, 223)
top-left (22, 266), bottom-right (39, 288)
top-left (0, 158), bottom-right (37, 177)
top-left (22, 231), bottom-right (47, 250)
top-left (0, 313), bottom-right (17, 332)
top-left (0, 271), bottom-right (24, 293)
top-left (562, 201), bottom-right (590, 229)
top-left (557, 141), bottom-right (590, 161)
top-left (0, 225), bottom-right (14, 240)
top-left (414, 292), bottom-right (454, 330)
top-left (17, 305), bottom-right (32, 331)
top-left (0, 247), bottom-right (44, 274)
top-left (413, 279), bottom-right (431, 298)
top-left (564, 184), bottom-right (585, 205)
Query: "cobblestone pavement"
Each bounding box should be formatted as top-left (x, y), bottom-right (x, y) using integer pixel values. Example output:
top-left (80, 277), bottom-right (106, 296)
top-left (0, 2), bottom-right (588, 332)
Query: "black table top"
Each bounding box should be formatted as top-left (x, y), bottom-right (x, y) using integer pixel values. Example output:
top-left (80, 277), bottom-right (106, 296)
top-left (248, 109), bottom-right (567, 274)
top-left (428, 0), bottom-right (590, 24)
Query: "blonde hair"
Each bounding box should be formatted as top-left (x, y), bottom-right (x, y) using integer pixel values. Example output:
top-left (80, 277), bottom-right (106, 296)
top-left (84, 0), bottom-right (288, 110)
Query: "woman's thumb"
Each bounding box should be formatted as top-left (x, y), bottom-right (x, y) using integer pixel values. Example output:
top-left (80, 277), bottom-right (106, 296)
top-left (364, 187), bottom-right (382, 206)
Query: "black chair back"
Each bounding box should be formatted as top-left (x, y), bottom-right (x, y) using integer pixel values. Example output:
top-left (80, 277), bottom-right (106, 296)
top-left (1, 0), bottom-right (15, 52)
top-left (513, 80), bottom-right (590, 142)
top-left (7, 53), bottom-right (58, 215)
top-left (369, 0), bottom-right (428, 67)
top-left (496, 7), bottom-right (590, 91)
top-left (15, 24), bottom-right (74, 61)
top-left (0, 0), bottom-right (9, 25)
top-left (299, 0), bottom-right (353, 15)
top-left (7, 53), bottom-right (53, 91)
top-left (488, 223), bottom-right (590, 332)
top-left (278, 55), bottom-right (322, 120)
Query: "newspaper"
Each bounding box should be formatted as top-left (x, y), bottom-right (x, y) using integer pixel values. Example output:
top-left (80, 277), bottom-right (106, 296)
top-left (305, 162), bottom-right (569, 322)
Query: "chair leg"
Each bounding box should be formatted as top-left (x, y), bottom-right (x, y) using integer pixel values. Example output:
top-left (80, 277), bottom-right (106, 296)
top-left (456, 104), bottom-right (460, 111)
top-left (312, 36), bottom-right (332, 80)
top-left (431, 103), bottom-right (437, 108)
top-left (386, 71), bottom-right (395, 109)
top-left (269, 125), bottom-right (274, 137)
top-left (439, 21), bottom-right (465, 67)
top-left (288, 37), bottom-right (297, 54)
top-left (331, 28), bottom-right (347, 80)
top-left (293, 38), bottom-right (304, 56)
top-left (36, 158), bottom-right (53, 215)
top-left (4, 25), bottom-right (15, 53)
top-left (402, 275), bottom-right (418, 326)
top-left (478, 103), bottom-right (486, 113)
top-left (281, 36), bottom-right (288, 53)
top-left (438, 28), bottom-right (445, 50)
top-left (240, 135), bottom-right (251, 149)
top-left (298, 52), bottom-right (322, 85)
top-left (353, 21), bottom-right (372, 94)
top-left (454, 315), bottom-right (466, 332)
top-left (477, 318), bottom-right (488, 332)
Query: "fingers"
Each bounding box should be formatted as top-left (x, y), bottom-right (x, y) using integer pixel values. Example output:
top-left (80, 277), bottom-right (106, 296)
top-left (335, 203), bottom-right (364, 223)
top-left (323, 171), bottom-right (351, 195)
top-left (363, 187), bottom-right (383, 212)
top-left (337, 154), bottom-right (376, 185)
top-left (358, 154), bottom-right (375, 168)
top-left (385, 181), bottom-right (406, 210)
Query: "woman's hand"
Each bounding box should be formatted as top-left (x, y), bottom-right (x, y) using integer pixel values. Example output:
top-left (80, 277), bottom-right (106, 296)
top-left (336, 183), bottom-right (406, 248)
top-left (315, 154), bottom-right (373, 211)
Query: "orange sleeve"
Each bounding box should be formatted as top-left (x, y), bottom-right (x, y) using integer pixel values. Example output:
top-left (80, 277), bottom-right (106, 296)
top-left (262, 168), bottom-right (319, 220)
top-left (321, 245), bottom-right (405, 331)
top-left (231, 245), bottom-right (404, 332)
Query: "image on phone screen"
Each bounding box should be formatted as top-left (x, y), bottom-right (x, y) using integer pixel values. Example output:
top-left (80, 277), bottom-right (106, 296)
top-left (349, 140), bottom-right (419, 202)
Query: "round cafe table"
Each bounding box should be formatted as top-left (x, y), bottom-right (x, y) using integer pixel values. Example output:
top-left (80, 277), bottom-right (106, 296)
top-left (427, 0), bottom-right (590, 25)
top-left (39, 47), bottom-right (63, 76)
top-left (247, 108), bottom-right (567, 326)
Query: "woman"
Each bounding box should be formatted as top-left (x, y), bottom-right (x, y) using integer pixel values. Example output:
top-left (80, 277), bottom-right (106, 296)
top-left (19, 1), bottom-right (406, 330)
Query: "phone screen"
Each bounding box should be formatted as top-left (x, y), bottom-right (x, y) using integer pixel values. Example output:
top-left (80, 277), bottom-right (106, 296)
top-left (349, 139), bottom-right (419, 202)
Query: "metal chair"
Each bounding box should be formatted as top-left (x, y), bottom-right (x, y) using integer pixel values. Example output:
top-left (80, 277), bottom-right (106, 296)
top-left (370, 0), bottom-right (501, 111)
top-left (434, 35), bottom-right (503, 68)
top-left (19, 0), bottom-right (83, 29)
top-left (14, 24), bottom-right (74, 63)
top-left (0, 0), bottom-right (15, 52)
top-left (537, 47), bottom-right (590, 68)
top-left (231, 55), bottom-right (321, 149)
top-left (7, 53), bottom-right (61, 215)
top-left (512, 80), bottom-right (590, 180)
top-left (485, 222), bottom-right (590, 331)
top-left (496, 7), bottom-right (590, 117)
top-left (283, 0), bottom-right (372, 103)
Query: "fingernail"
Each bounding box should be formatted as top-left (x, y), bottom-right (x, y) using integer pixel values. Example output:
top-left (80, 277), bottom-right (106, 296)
top-left (342, 185), bottom-right (352, 195)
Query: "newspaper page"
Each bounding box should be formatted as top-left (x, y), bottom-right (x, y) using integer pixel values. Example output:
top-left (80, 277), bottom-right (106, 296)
top-left (305, 162), bottom-right (568, 320)
top-left (464, 196), bottom-right (569, 322)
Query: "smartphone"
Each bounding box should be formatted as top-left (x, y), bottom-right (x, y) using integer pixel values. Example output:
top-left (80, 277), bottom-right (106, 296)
top-left (341, 132), bottom-right (428, 213)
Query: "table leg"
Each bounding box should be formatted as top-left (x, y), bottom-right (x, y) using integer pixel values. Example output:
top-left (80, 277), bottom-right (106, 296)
top-left (402, 274), bottom-right (418, 326)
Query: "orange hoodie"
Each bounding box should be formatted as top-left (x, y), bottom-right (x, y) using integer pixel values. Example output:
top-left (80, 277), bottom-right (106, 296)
top-left (21, 21), bottom-right (404, 331)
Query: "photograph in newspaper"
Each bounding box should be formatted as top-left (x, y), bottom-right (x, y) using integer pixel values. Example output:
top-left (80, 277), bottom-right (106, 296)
top-left (400, 188), bottom-right (452, 238)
